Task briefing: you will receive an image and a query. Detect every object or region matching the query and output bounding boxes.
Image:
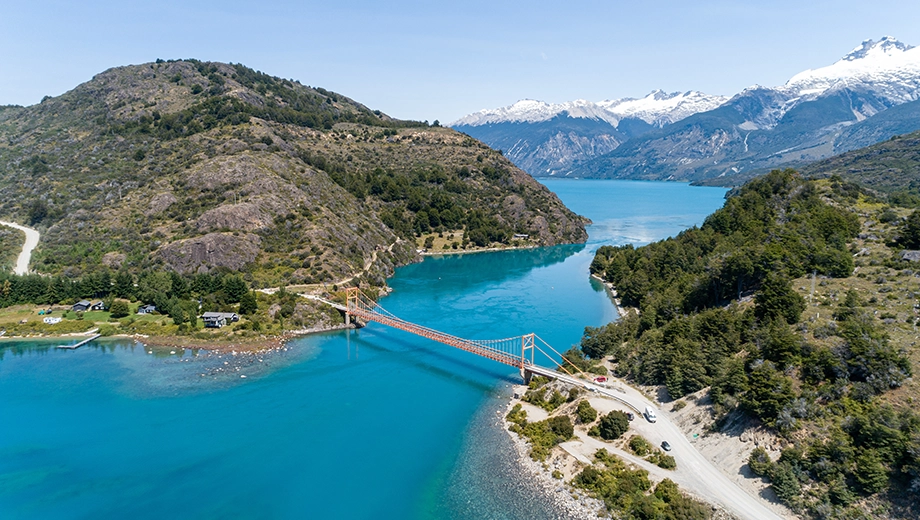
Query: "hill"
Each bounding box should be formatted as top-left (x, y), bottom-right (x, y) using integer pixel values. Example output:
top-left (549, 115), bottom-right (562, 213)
top-left (583, 170), bottom-right (920, 518)
top-left (800, 130), bottom-right (920, 199)
top-left (0, 60), bottom-right (587, 287)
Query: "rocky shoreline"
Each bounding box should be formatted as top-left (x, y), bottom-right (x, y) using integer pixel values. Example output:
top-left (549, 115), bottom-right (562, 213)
top-left (591, 273), bottom-right (629, 318)
top-left (500, 398), bottom-right (607, 519)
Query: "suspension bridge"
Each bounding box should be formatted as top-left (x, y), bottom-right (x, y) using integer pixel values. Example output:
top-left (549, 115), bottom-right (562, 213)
top-left (306, 287), bottom-right (604, 387)
top-left (308, 288), bottom-right (787, 520)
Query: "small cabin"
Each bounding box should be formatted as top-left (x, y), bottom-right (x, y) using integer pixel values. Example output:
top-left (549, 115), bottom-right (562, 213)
top-left (90, 301), bottom-right (105, 311)
top-left (137, 304), bottom-right (157, 315)
top-left (72, 300), bottom-right (92, 312)
top-left (201, 312), bottom-right (240, 328)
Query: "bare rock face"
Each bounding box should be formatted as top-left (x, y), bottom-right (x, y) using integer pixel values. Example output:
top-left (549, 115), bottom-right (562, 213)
top-left (101, 251), bottom-right (126, 269)
top-left (145, 192), bottom-right (177, 216)
top-left (196, 203), bottom-right (272, 232)
top-left (155, 232), bottom-right (261, 273)
top-left (503, 194), bottom-right (526, 221)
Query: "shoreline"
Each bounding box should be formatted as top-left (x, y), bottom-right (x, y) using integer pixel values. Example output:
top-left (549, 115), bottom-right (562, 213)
top-left (590, 273), bottom-right (629, 318)
top-left (0, 322), bottom-right (355, 354)
top-left (418, 244), bottom-right (539, 256)
top-left (500, 387), bottom-right (606, 519)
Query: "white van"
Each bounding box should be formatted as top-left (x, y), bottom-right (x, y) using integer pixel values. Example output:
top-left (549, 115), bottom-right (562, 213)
top-left (644, 406), bottom-right (657, 423)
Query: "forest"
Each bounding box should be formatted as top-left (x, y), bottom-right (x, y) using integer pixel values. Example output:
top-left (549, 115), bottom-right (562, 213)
top-left (583, 170), bottom-right (919, 517)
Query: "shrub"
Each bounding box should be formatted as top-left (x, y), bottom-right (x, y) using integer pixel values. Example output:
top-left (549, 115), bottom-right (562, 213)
top-left (648, 451), bottom-right (677, 470)
top-left (547, 415), bottom-right (574, 440)
top-left (748, 446), bottom-right (773, 476)
top-left (628, 435), bottom-right (652, 456)
top-left (576, 400), bottom-right (598, 424)
top-left (597, 411), bottom-right (630, 440)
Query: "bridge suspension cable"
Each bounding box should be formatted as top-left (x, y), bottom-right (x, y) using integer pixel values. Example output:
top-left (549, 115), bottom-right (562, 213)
top-left (341, 288), bottom-right (595, 382)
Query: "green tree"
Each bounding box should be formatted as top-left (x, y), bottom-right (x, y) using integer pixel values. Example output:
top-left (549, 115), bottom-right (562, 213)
top-left (547, 415), bottom-right (574, 440)
top-left (224, 275), bottom-right (248, 303)
top-left (754, 272), bottom-right (805, 324)
top-left (853, 450), bottom-right (889, 494)
top-left (901, 209), bottom-right (920, 249)
top-left (628, 435), bottom-right (652, 456)
top-left (742, 360), bottom-right (795, 422)
top-left (185, 300), bottom-right (199, 328)
top-left (27, 200), bottom-right (48, 225)
top-left (109, 300), bottom-right (130, 318)
top-left (171, 304), bottom-right (187, 326)
top-left (769, 462), bottom-right (802, 507)
top-left (748, 446), bottom-right (773, 476)
top-left (760, 319), bottom-right (803, 369)
top-left (239, 291), bottom-right (258, 315)
top-left (114, 271), bottom-right (134, 299)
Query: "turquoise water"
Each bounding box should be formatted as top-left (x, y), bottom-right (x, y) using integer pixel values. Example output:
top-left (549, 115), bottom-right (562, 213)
top-left (0, 181), bottom-right (727, 519)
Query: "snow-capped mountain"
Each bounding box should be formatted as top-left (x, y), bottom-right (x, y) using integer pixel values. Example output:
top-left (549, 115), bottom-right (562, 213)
top-left (451, 91), bottom-right (726, 175)
top-left (734, 36), bottom-right (920, 130)
top-left (457, 37), bottom-right (920, 183)
top-left (452, 99), bottom-right (622, 127)
top-left (598, 90), bottom-right (729, 127)
top-left (452, 90), bottom-right (727, 129)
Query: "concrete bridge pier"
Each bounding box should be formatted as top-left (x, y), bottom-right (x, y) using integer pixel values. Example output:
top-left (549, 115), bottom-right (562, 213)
top-left (521, 367), bottom-right (533, 385)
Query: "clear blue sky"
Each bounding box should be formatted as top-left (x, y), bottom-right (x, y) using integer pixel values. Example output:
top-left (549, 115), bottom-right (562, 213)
top-left (3, 0), bottom-right (920, 123)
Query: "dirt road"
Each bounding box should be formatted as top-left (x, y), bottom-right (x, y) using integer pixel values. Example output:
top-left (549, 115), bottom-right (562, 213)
top-left (0, 220), bottom-right (40, 275)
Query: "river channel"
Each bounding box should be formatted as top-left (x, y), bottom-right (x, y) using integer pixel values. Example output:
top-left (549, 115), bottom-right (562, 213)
top-left (0, 180), bottom-right (727, 519)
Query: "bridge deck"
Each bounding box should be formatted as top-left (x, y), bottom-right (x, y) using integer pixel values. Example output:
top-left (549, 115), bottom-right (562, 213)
top-left (350, 309), bottom-right (525, 368)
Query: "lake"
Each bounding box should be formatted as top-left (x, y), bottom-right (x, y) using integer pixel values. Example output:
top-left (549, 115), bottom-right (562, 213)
top-left (0, 180), bottom-right (727, 519)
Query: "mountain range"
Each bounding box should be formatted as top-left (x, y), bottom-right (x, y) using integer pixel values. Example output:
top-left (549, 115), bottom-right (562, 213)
top-left (452, 37), bottom-right (920, 183)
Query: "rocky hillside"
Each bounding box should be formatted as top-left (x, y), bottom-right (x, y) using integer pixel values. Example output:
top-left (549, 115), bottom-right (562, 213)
top-left (0, 60), bottom-right (587, 287)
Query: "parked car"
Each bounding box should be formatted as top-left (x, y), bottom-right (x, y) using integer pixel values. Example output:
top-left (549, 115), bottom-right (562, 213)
top-left (626, 412), bottom-right (635, 421)
top-left (661, 441), bottom-right (672, 451)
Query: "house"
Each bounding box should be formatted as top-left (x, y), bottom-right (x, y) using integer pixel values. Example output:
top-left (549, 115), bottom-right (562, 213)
top-left (90, 301), bottom-right (105, 311)
top-left (513, 234), bottom-right (529, 240)
top-left (137, 304), bottom-right (157, 315)
top-left (72, 300), bottom-right (92, 312)
top-left (201, 312), bottom-right (240, 328)
top-left (43, 317), bottom-right (62, 324)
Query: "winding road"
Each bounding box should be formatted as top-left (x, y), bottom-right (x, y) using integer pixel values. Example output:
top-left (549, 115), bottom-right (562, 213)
top-left (0, 220), bottom-right (40, 275)
top-left (575, 377), bottom-right (787, 520)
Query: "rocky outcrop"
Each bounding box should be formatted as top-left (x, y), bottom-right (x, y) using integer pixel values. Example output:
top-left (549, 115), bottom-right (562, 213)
top-left (196, 203), bottom-right (272, 232)
top-left (155, 233), bottom-right (261, 273)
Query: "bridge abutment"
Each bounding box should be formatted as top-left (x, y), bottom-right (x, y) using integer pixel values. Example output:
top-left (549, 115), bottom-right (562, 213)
top-left (521, 368), bottom-right (533, 385)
